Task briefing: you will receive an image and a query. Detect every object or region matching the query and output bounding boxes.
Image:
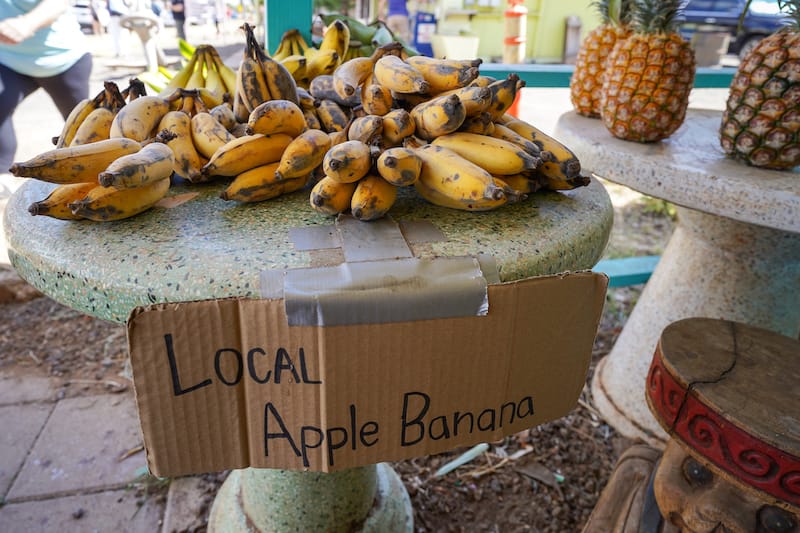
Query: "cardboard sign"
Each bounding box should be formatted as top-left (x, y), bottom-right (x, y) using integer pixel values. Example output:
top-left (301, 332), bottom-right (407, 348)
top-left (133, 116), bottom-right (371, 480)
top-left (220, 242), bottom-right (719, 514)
top-left (128, 271), bottom-right (607, 476)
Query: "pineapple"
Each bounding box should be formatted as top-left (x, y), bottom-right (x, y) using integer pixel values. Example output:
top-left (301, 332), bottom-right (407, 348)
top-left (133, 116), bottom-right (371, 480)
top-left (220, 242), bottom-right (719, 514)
top-left (570, 0), bottom-right (633, 118)
top-left (600, 0), bottom-right (696, 142)
top-left (720, 0), bottom-right (800, 170)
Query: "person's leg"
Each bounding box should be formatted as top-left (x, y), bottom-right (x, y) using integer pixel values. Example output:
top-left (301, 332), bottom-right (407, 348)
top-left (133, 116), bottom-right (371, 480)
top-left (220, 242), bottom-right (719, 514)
top-left (0, 64), bottom-right (39, 172)
top-left (37, 53), bottom-right (93, 120)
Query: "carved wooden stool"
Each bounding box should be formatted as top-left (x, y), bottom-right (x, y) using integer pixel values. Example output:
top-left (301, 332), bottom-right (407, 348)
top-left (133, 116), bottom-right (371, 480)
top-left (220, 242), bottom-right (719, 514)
top-left (584, 317), bottom-right (800, 532)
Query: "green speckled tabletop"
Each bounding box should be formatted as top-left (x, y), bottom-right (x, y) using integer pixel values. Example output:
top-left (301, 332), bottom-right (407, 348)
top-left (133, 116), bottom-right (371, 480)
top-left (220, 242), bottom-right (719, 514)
top-left (4, 178), bottom-right (612, 324)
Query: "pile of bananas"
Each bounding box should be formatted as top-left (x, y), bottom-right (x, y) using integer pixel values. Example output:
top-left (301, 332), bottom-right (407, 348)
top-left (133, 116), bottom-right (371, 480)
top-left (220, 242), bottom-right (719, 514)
top-left (9, 19), bottom-right (586, 224)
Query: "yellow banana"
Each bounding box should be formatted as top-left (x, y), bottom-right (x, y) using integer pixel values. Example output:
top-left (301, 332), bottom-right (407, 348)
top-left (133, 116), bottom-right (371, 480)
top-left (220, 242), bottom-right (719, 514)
top-left (55, 89), bottom-right (106, 148)
top-left (351, 174), bottom-right (397, 221)
top-left (404, 56), bottom-right (481, 93)
top-left (458, 113), bottom-right (495, 135)
top-left (290, 30), bottom-right (311, 56)
top-left (210, 103), bottom-right (237, 131)
top-left (27, 182), bottom-right (97, 220)
top-left (374, 55), bottom-right (430, 93)
top-left (413, 175), bottom-right (507, 212)
top-left (233, 91), bottom-right (251, 123)
top-left (275, 128), bottom-right (332, 180)
top-left (309, 74), bottom-right (360, 107)
top-left (296, 87), bottom-right (316, 111)
top-left (469, 75), bottom-right (496, 88)
top-left (201, 133), bottom-right (293, 178)
top-left (184, 50), bottom-right (207, 91)
top-left (98, 141), bottom-right (175, 188)
top-left (279, 54), bottom-right (307, 81)
top-left (69, 177), bottom-right (170, 222)
top-left (414, 144), bottom-right (505, 205)
top-left (319, 19), bottom-right (350, 58)
top-left (157, 111), bottom-right (204, 182)
top-left (69, 107), bottom-right (116, 146)
top-left (489, 122), bottom-right (543, 158)
top-left (503, 118), bottom-right (582, 179)
top-left (191, 111), bottom-right (234, 160)
top-left (271, 29), bottom-right (298, 62)
top-left (309, 176), bottom-right (357, 216)
top-left (328, 129), bottom-right (349, 147)
top-left (220, 161), bottom-right (309, 202)
top-left (431, 132), bottom-right (540, 175)
top-left (392, 90), bottom-right (429, 110)
top-left (410, 93), bottom-right (466, 141)
top-left (9, 138), bottom-right (142, 184)
top-left (237, 57), bottom-right (271, 113)
top-left (493, 173), bottom-right (540, 195)
top-left (381, 108), bottom-right (415, 146)
top-left (206, 46), bottom-right (239, 95)
top-left (202, 51), bottom-right (227, 97)
top-left (160, 53), bottom-right (199, 95)
top-left (332, 56), bottom-right (375, 99)
top-left (196, 87), bottom-right (226, 109)
top-left (486, 74), bottom-right (524, 121)
top-left (437, 86), bottom-right (492, 117)
top-left (376, 147), bottom-right (422, 186)
top-left (247, 99), bottom-right (307, 137)
top-left (303, 109), bottom-right (322, 130)
top-left (322, 139), bottom-right (372, 183)
top-left (304, 48), bottom-right (340, 81)
top-left (262, 55), bottom-right (300, 104)
top-left (315, 99), bottom-right (350, 133)
top-left (535, 173), bottom-right (591, 191)
top-left (110, 95), bottom-right (173, 142)
top-left (360, 83), bottom-right (393, 116)
top-left (347, 114), bottom-right (383, 144)
top-left (374, 55), bottom-right (429, 94)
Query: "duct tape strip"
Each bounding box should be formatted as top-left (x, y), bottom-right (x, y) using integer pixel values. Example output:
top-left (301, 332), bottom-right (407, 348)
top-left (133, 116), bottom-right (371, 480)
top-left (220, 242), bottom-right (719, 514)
top-left (261, 216), bottom-right (496, 326)
top-left (283, 257), bottom-right (489, 326)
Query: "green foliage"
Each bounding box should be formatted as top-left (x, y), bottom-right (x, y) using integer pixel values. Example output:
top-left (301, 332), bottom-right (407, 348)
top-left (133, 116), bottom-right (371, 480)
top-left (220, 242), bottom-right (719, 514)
top-left (640, 196), bottom-right (677, 219)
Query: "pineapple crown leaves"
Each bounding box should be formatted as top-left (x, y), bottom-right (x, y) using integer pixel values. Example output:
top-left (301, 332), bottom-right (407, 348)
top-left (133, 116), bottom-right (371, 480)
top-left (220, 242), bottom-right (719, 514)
top-left (591, 0), bottom-right (634, 26)
top-left (629, 0), bottom-right (683, 34)
top-left (740, 0), bottom-right (799, 32)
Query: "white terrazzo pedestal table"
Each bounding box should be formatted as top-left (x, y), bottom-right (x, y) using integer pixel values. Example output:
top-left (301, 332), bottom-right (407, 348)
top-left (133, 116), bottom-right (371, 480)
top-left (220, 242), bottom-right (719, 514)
top-left (554, 108), bottom-right (800, 447)
top-left (4, 179), bottom-right (613, 532)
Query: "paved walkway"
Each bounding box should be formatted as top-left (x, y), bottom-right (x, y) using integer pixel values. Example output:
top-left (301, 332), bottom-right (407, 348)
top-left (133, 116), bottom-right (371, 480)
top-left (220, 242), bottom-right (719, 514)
top-left (0, 20), bottom-right (732, 530)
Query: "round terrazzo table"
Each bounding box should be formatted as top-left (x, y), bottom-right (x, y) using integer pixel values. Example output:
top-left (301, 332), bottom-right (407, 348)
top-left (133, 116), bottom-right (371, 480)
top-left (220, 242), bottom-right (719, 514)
top-left (4, 178), bottom-right (612, 532)
top-left (554, 108), bottom-right (800, 448)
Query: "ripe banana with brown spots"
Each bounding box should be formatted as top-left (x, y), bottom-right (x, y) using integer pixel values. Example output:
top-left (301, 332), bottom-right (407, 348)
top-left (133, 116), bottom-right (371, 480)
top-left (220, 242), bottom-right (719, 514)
top-left (486, 74), bottom-right (524, 121)
top-left (275, 129), bottom-right (332, 180)
top-left (503, 118), bottom-right (582, 180)
top-left (381, 108), bottom-right (415, 146)
top-left (413, 144), bottom-right (505, 207)
top-left (27, 182), bottom-right (98, 220)
top-left (332, 55), bottom-right (375, 99)
top-left (220, 161), bottom-right (309, 202)
top-left (309, 176), bottom-right (357, 216)
top-left (191, 111), bottom-right (235, 160)
top-left (350, 174), bottom-right (397, 221)
top-left (360, 83), bottom-right (394, 116)
top-left (347, 114), bottom-right (383, 144)
top-left (109, 94), bottom-right (174, 142)
top-left (9, 138), bottom-right (142, 184)
top-left (69, 177), bottom-right (170, 222)
top-left (98, 142), bottom-right (175, 189)
top-left (323, 140), bottom-right (372, 183)
top-left (376, 147), bottom-right (422, 186)
top-left (247, 99), bottom-right (307, 137)
top-left (201, 133), bottom-right (293, 178)
top-left (157, 111), bottom-right (205, 182)
top-left (410, 93), bottom-right (466, 141)
top-left (315, 99), bottom-right (350, 132)
top-left (431, 132), bottom-right (541, 175)
top-left (374, 55), bottom-right (429, 94)
top-left (404, 56), bottom-right (481, 93)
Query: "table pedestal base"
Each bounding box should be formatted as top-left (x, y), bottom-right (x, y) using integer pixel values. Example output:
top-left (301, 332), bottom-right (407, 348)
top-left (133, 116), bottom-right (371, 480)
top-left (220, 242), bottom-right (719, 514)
top-left (592, 207), bottom-right (800, 446)
top-left (207, 463), bottom-right (413, 532)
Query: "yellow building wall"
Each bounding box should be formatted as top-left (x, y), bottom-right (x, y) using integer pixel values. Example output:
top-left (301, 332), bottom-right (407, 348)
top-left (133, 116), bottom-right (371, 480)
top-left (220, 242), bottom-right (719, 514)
top-left (442, 0), bottom-right (602, 63)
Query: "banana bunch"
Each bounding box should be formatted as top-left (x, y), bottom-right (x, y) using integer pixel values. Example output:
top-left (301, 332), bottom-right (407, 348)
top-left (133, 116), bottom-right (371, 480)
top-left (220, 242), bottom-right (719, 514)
top-left (317, 14), bottom-right (420, 60)
top-left (269, 20), bottom-right (352, 89)
top-left (234, 21), bottom-right (299, 125)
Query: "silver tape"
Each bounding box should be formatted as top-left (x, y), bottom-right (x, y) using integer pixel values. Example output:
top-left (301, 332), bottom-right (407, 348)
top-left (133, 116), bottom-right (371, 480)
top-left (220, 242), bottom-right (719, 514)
top-left (283, 257), bottom-right (489, 326)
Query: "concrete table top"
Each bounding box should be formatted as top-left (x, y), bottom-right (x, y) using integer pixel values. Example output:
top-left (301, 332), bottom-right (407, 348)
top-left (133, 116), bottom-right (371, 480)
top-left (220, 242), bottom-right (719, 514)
top-left (554, 108), bottom-right (800, 446)
top-left (4, 178), bottom-right (613, 325)
top-left (555, 109), bottom-right (799, 233)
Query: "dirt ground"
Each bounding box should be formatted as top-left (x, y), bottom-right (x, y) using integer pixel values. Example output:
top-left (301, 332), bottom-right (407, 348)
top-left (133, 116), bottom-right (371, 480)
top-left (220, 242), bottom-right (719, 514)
top-left (0, 180), bottom-right (675, 532)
